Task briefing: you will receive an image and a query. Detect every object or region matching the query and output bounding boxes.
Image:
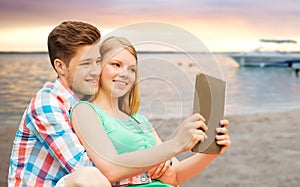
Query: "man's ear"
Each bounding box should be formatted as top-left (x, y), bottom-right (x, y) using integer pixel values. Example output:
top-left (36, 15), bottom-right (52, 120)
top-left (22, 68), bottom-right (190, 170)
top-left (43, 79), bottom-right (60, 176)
top-left (54, 59), bottom-right (66, 76)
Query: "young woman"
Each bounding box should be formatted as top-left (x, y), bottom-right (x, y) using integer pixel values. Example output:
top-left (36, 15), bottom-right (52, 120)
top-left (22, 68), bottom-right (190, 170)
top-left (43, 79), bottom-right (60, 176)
top-left (71, 36), bottom-right (231, 186)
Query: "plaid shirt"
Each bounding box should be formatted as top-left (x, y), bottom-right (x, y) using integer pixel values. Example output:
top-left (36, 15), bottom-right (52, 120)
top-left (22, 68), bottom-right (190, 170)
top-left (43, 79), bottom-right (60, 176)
top-left (8, 78), bottom-right (93, 187)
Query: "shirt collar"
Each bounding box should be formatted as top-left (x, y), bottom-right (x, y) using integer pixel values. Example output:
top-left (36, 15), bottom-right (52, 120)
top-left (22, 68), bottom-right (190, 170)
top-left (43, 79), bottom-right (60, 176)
top-left (48, 78), bottom-right (80, 107)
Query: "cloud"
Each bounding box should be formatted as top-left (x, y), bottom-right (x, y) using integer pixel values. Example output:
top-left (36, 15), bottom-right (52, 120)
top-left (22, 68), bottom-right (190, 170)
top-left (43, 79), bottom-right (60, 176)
top-left (0, 0), bottom-right (300, 51)
top-left (1, 0), bottom-right (300, 28)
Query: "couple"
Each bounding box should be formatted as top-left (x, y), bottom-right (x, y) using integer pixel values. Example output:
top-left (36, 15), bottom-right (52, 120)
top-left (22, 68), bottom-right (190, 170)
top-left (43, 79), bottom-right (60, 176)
top-left (8, 21), bottom-right (231, 187)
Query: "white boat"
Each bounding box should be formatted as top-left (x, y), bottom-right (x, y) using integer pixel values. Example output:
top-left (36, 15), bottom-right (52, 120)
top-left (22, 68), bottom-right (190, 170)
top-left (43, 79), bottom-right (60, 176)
top-left (229, 39), bottom-right (300, 67)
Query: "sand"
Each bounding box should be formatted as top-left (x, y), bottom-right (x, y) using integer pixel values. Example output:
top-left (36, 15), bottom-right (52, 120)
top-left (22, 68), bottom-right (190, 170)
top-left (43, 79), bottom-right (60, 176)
top-left (1, 109), bottom-right (300, 187)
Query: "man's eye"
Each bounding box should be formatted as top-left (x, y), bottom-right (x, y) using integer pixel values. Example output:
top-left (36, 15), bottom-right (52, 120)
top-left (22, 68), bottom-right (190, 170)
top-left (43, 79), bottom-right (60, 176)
top-left (80, 62), bottom-right (90, 66)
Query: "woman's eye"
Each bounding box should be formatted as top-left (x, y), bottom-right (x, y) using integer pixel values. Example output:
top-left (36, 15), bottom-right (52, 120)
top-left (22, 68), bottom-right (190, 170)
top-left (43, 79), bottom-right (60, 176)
top-left (112, 63), bottom-right (120, 67)
top-left (130, 68), bottom-right (136, 73)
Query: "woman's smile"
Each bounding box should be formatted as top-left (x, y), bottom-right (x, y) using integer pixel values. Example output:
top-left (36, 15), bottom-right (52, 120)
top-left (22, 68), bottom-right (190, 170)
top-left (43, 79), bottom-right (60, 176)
top-left (113, 79), bottom-right (129, 88)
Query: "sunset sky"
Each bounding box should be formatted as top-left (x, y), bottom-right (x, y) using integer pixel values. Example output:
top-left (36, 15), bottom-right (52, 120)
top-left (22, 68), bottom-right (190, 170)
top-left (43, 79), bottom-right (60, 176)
top-left (0, 0), bottom-right (300, 52)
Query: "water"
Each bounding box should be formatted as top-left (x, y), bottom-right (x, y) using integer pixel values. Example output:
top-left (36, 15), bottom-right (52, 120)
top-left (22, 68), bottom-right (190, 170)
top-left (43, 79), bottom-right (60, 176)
top-left (1, 53), bottom-right (300, 127)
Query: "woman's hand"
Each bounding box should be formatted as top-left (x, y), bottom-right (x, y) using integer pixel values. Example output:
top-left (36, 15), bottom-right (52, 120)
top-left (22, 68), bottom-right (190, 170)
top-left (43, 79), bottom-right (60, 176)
top-left (216, 119), bottom-right (231, 155)
top-left (174, 113), bottom-right (207, 153)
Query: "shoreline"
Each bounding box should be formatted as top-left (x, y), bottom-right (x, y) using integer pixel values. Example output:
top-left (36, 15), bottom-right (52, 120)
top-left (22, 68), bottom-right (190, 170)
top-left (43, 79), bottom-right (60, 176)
top-left (1, 108), bottom-right (300, 186)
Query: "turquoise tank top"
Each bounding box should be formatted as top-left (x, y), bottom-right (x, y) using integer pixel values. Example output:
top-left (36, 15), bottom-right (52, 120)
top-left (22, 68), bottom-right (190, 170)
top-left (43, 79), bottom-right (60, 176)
top-left (73, 101), bottom-right (172, 187)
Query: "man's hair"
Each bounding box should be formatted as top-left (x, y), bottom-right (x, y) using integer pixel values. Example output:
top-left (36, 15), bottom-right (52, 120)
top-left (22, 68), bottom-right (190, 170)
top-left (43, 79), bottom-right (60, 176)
top-left (48, 21), bottom-right (101, 69)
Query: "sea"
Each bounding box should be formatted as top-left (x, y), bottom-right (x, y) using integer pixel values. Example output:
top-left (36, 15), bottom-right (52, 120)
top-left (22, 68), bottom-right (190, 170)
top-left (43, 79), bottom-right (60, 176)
top-left (1, 52), bottom-right (300, 127)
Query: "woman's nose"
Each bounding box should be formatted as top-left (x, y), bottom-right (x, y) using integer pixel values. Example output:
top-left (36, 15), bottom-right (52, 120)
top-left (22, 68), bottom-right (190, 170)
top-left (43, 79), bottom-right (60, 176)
top-left (119, 68), bottom-right (129, 77)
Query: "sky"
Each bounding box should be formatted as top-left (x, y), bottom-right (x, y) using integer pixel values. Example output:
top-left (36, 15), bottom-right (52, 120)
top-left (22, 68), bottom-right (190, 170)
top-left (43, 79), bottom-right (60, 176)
top-left (0, 0), bottom-right (300, 52)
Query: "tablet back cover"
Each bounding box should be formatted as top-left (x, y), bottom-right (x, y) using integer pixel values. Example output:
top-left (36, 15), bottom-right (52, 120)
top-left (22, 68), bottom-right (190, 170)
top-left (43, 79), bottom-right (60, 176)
top-left (192, 73), bottom-right (226, 154)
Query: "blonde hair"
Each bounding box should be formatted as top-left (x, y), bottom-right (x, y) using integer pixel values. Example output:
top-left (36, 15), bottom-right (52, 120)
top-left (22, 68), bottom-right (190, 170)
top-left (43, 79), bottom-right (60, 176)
top-left (99, 36), bottom-right (140, 114)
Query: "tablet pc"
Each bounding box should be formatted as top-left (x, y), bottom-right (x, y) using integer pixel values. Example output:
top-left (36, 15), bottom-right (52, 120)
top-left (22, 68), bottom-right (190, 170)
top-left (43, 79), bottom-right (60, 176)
top-left (191, 73), bottom-right (226, 154)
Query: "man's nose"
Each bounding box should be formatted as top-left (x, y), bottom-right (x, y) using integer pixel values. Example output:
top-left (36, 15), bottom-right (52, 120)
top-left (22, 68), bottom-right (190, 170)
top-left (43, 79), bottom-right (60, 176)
top-left (90, 62), bottom-right (101, 76)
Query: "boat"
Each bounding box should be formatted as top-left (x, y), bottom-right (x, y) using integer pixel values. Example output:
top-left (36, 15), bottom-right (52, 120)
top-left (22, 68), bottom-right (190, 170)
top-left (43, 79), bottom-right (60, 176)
top-left (229, 39), bottom-right (300, 67)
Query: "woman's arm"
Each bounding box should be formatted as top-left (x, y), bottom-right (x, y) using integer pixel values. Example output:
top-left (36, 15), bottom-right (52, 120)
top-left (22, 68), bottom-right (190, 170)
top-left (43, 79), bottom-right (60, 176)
top-left (149, 129), bottom-right (216, 185)
top-left (173, 120), bottom-right (231, 183)
top-left (71, 102), bottom-right (207, 182)
top-left (173, 153), bottom-right (217, 183)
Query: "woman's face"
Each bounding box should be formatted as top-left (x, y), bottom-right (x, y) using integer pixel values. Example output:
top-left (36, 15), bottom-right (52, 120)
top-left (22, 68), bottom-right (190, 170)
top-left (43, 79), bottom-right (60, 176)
top-left (100, 49), bottom-right (137, 98)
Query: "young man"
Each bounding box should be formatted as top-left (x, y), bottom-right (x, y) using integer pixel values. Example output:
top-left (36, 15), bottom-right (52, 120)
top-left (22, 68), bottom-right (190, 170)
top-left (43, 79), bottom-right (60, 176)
top-left (8, 21), bottom-right (111, 187)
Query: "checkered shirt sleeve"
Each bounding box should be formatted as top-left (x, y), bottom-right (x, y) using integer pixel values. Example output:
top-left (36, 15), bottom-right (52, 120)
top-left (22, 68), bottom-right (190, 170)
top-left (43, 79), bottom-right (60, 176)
top-left (8, 79), bottom-right (93, 187)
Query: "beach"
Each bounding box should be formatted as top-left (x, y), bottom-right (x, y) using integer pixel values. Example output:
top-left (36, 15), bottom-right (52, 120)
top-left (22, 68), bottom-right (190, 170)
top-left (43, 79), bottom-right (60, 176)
top-left (1, 109), bottom-right (300, 187)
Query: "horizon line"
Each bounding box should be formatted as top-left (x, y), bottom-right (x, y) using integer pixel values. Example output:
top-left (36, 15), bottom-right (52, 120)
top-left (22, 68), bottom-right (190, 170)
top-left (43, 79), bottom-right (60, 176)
top-left (0, 50), bottom-right (243, 55)
top-left (2, 50), bottom-right (300, 55)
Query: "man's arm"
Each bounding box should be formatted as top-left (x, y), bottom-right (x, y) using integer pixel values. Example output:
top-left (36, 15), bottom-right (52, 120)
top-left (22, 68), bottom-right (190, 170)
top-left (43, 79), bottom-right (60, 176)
top-left (28, 92), bottom-right (93, 173)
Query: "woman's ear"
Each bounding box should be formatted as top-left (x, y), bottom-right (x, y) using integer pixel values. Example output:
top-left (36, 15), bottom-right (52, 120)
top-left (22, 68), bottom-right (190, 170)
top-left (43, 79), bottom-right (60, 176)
top-left (54, 59), bottom-right (66, 76)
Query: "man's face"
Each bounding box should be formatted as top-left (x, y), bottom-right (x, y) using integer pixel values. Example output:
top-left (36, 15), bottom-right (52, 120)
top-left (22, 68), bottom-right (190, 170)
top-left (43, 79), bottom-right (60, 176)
top-left (65, 44), bottom-right (101, 99)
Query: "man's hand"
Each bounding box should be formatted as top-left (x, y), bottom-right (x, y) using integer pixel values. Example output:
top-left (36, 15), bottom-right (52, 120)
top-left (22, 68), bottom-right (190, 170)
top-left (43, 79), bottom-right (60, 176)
top-left (157, 166), bottom-right (178, 187)
top-left (147, 160), bottom-right (171, 179)
top-left (148, 160), bottom-right (178, 186)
